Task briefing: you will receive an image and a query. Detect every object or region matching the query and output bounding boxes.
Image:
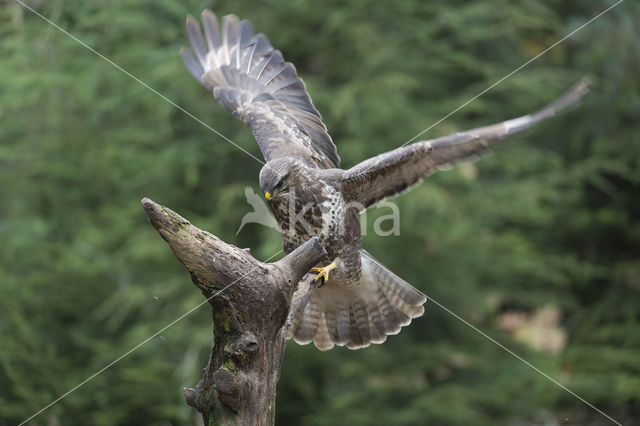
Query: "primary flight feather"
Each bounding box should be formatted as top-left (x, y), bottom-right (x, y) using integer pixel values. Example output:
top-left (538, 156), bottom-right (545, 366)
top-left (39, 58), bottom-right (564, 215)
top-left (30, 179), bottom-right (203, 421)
top-left (181, 10), bottom-right (588, 350)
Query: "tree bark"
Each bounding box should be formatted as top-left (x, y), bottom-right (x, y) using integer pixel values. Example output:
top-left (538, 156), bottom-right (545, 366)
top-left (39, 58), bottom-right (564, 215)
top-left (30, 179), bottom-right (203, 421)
top-left (141, 198), bottom-right (325, 425)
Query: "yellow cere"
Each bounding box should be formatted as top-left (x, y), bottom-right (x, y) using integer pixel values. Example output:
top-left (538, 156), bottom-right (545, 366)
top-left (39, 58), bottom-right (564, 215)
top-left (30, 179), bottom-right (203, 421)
top-left (265, 192), bottom-right (272, 199)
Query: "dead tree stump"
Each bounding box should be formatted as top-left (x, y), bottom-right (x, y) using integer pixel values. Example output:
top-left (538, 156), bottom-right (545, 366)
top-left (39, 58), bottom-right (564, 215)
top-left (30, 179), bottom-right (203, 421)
top-left (142, 198), bottom-right (325, 425)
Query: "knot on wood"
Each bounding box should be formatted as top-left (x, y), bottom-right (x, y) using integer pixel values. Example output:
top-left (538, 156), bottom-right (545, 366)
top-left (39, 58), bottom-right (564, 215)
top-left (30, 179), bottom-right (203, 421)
top-left (224, 332), bottom-right (259, 366)
top-left (183, 386), bottom-right (199, 409)
top-left (213, 367), bottom-right (242, 412)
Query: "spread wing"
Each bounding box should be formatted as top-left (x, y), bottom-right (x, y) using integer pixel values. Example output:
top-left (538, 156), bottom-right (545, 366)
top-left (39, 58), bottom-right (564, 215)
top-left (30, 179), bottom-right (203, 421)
top-left (181, 11), bottom-right (339, 169)
top-left (340, 79), bottom-right (589, 210)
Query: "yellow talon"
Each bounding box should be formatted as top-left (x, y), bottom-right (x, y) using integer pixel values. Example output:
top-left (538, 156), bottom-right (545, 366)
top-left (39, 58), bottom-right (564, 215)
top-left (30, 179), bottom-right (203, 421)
top-left (311, 262), bottom-right (337, 283)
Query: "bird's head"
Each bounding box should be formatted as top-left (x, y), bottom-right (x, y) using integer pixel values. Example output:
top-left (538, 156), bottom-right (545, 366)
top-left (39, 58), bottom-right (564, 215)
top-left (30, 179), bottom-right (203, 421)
top-left (259, 158), bottom-right (299, 204)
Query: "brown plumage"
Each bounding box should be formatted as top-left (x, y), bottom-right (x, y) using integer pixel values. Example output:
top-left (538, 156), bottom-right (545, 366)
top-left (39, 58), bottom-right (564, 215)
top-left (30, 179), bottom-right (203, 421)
top-left (181, 11), bottom-right (589, 350)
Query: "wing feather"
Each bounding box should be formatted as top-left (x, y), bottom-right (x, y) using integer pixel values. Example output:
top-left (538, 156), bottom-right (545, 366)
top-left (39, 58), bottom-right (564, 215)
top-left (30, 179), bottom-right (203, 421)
top-left (340, 79), bottom-right (589, 209)
top-left (186, 15), bottom-right (207, 65)
top-left (182, 11), bottom-right (339, 168)
top-left (201, 10), bottom-right (221, 54)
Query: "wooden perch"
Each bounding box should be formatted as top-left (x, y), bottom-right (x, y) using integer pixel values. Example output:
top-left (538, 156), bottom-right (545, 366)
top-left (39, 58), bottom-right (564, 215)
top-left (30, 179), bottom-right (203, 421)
top-left (141, 198), bottom-right (325, 425)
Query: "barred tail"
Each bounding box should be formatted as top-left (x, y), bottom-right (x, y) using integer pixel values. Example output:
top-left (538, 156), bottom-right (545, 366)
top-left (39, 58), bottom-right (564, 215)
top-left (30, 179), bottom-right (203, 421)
top-left (288, 250), bottom-right (426, 351)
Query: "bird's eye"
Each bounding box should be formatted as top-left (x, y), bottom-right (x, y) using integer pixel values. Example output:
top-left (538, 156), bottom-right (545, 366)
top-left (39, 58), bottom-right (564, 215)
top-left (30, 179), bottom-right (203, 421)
top-left (275, 173), bottom-right (289, 189)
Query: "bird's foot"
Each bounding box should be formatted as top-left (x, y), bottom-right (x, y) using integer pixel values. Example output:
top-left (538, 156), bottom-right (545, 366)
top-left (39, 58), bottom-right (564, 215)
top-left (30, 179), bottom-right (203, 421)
top-left (311, 262), bottom-right (337, 287)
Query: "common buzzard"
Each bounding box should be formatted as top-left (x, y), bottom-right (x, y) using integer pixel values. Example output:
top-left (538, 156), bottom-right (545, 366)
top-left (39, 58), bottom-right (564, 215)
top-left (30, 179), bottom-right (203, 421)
top-left (181, 11), bottom-right (588, 350)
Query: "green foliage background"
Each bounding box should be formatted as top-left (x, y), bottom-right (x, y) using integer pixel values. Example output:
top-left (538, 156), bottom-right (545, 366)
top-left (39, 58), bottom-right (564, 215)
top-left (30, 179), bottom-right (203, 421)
top-left (1, 0), bottom-right (638, 424)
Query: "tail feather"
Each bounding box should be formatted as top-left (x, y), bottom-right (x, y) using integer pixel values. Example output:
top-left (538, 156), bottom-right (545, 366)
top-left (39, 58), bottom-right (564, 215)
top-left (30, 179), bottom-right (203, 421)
top-left (324, 307), bottom-right (350, 345)
top-left (375, 289), bottom-right (405, 333)
top-left (346, 301), bottom-right (371, 349)
top-left (391, 298), bottom-right (425, 319)
top-left (288, 250), bottom-right (427, 351)
top-left (346, 311), bottom-right (364, 349)
top-left (366, 303), bottom-right (390, 344)
top-left (370, 254), bottom-right (427, 307)
top-left (291, 295), bottom-right (321, 344)
top-left (336, 307), bottom-right (351, 344)
top-left (323, 310), bottom-right (337, 342)
top-left (313, 312), bottom-right (334, 351)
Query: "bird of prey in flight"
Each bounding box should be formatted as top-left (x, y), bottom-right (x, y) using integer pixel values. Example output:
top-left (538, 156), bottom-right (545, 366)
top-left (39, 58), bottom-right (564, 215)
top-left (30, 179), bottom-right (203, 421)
top-left (181, 11), bottom-right (588, 351)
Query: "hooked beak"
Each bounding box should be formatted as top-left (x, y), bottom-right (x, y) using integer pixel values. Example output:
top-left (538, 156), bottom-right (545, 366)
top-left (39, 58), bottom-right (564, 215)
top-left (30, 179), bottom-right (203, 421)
top-left (265, 186), bottom-right (286, 204)
top-left (265, 191), bottom-right (273, 205)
